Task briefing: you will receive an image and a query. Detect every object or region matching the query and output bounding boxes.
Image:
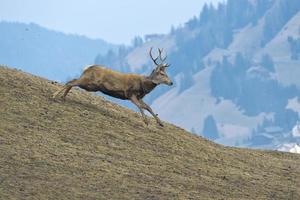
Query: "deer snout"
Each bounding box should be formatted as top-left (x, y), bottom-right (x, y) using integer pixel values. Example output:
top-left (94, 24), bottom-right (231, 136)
top-left (166, 80), bottom-right (173, 86)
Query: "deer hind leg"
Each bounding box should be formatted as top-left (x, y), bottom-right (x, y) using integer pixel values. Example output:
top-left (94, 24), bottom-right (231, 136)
top-left (52, 86), bottom-right (67, 99)
top-left (52, 79), bottom-right (80, 99)
top-left (61, 85), bottom-right (73, 100)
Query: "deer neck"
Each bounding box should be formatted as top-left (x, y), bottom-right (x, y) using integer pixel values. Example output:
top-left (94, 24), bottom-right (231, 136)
top-left (142, 77), bottom-right (157, 95)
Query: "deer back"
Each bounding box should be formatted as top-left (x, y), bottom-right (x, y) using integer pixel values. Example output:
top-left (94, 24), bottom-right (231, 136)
top-left (80, 65), bottom-right (148, 99)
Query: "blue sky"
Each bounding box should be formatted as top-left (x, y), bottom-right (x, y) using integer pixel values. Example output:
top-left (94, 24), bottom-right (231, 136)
top-left (0, 0), bottom-right (223, 44)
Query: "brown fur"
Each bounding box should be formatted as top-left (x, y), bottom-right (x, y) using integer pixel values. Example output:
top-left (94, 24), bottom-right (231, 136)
top-left (52, 50), bottom-right (172, 127)
top-left (78, 66), bottom-right (157, 100)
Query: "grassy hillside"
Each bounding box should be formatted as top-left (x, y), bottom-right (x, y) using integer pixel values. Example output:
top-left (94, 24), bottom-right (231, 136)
top-left (0, 66), bottom-right (299, 200)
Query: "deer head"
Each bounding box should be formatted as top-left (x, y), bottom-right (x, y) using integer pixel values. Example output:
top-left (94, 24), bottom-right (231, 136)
top-left (149, 47), bottom-right (173, 86)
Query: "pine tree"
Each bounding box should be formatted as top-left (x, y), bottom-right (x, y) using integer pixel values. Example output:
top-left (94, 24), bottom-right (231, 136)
top-left (199, 3), bottom-right (210, 25)
top-left (202, 115), bottom-right (219, 140)
top-left (261, 54), bottom-right (275, 72)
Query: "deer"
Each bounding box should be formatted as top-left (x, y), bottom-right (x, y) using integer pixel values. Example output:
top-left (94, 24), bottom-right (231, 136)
top-left (52, 47), bottom-right (173, 126)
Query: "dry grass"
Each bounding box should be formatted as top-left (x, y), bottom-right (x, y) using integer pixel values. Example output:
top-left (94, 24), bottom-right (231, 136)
top-left (0, 66), bottom-right (300, 200)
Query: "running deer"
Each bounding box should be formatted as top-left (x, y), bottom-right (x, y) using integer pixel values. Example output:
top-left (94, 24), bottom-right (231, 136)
top-left (52, 48), bottom-right (173, 126)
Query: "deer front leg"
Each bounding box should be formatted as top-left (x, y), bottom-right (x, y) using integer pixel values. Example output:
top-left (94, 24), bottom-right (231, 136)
top-left (130, 95), bottom-right (149, 125)
top-left (139, 99), bottom-right (164, 127)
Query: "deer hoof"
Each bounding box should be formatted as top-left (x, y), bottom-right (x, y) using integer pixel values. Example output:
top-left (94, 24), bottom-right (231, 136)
top-left (158, 121), bottom-right (164, 127)
top-left (61, 96), bottom-right (66, 102)
top-left (143, 119), bottom-right (149, 126)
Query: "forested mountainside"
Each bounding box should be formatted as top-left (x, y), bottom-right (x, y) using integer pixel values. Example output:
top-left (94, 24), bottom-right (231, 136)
top-left (94, 0), bottom-right (300, 151)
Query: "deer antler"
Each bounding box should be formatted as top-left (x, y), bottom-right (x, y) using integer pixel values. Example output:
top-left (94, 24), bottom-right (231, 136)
top-left (158, 48), bottom-right (167, 62)
top-left (149, 47), bottom-right (159, 66)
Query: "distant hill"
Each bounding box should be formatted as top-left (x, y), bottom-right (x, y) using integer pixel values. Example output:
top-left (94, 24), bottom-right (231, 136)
top-left (1, 66), bottom-right (300, 199)
top-left (0, 21), bottom-right (116, 81)
top-left (94, 0), bottom-right (300, 151)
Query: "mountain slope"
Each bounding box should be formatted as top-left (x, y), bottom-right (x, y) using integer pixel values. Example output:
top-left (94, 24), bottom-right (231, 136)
top-left (94, 0), bottom-right (300, 150)
top-left (0, 66), bottom-right (300, 199)
top-left (0, 22), bottom-right (116, 82)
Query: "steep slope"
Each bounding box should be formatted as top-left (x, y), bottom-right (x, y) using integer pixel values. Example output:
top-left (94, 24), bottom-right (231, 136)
top-left (260, 11), bottom-right (300, 88)
top-left (0, 66), bottom-right (300, 199)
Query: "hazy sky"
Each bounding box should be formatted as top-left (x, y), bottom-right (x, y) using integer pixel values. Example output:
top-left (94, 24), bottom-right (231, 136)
top-left (0, 0), bottom-right (223, 44)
